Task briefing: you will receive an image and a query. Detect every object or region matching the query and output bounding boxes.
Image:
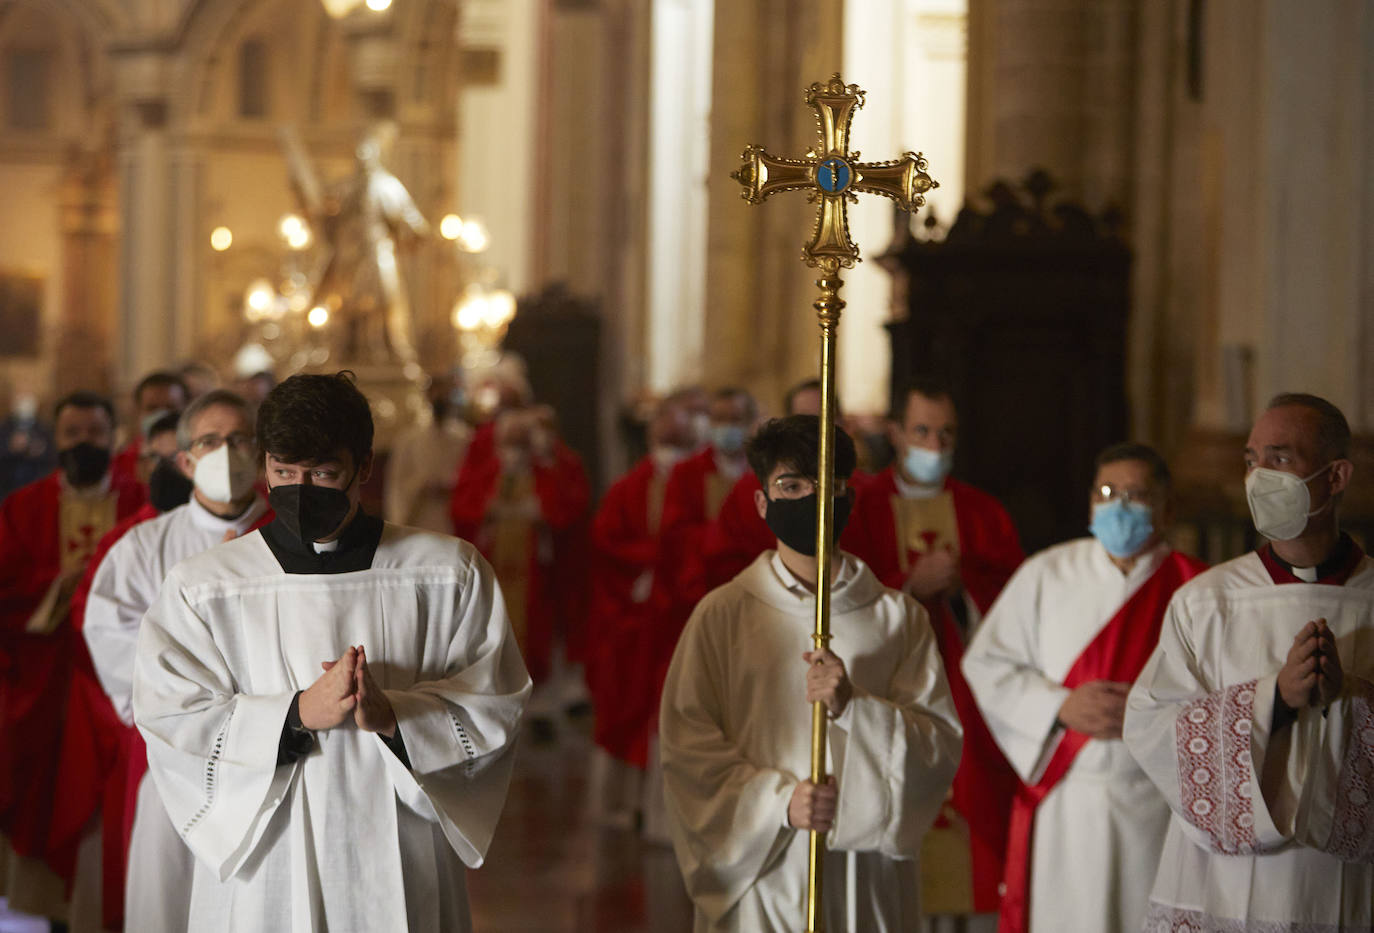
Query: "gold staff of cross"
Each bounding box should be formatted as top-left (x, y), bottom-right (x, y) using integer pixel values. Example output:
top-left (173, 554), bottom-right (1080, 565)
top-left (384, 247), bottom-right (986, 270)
top-left (731, 73), bottom-right (936, 933)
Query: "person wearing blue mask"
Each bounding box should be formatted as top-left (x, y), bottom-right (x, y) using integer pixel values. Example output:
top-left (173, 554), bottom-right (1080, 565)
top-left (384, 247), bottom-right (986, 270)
top-left (1125, 394), bottom-right (1374, 933)
top-left (841, 377), bottom-right (1023, 924)
top-left (658, 386), bottom-right (758, 617)
top-left (642, 386), bottom-right (757, 842)
top-left (963, 443), bottom-right (1207, 933)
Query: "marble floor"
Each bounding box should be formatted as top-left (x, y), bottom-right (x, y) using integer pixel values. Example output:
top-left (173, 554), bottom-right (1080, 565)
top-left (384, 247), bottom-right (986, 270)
top-left (467, 720), bottom-right (694, 933)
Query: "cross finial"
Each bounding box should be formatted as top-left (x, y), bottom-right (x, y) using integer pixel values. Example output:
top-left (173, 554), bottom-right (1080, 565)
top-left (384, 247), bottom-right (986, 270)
top-left (731, 73), bottom-right (937, 268)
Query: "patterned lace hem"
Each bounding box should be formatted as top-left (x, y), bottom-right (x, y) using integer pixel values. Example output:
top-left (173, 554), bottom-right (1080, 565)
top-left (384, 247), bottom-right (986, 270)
top-left (1143, 903), bottom-right (1367, 932)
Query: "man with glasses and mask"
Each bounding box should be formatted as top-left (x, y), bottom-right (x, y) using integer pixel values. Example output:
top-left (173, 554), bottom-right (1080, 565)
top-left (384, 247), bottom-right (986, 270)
top-left (0, 391), bottom-right (145, 928)
top-left (660, 414), bottom-right (961, 931)
top-left (962, 443), bottom-right (1207, 933)
top-left (1125, 393), bottom-right (1374, 931)
top-left (77, 389), bottom-right (270, 931)
top-left (132, 371), bottom-right (529, 932)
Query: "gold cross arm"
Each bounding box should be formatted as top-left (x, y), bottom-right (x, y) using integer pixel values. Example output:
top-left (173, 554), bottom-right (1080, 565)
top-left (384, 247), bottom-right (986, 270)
top-left (730, 74), bottom-right (937, 268)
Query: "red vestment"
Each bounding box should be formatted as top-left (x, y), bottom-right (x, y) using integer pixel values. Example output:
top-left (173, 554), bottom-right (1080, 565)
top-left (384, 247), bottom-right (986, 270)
top-left (587, 457), bottom-right (668, 768)
top-left (0, 471), bottom-right (144, 886)
top-left (450, 423), bottom-right (591, 683)
top-left (998, 550), bottom-right (1208, 933)
top-left (109, 438), bottom-right (141, 487)
top-left (840, 467), bottom-right (1024, 913)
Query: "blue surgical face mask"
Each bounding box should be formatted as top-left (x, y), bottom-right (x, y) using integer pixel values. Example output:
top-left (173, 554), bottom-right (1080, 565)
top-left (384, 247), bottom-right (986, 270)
top-left (1090, 499), bottom-right (1155, 558)
top-left (711, 424), bottom-right (747, 455)
top-left (902, 445), bottom-right (952, 485)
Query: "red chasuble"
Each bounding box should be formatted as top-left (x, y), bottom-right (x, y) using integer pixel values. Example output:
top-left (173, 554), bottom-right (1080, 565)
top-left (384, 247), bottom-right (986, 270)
top-left (840, 467), bottom-right (1024, 913)
top-left (588, 457), bottom-right (669, 768)
top-left (699, 472), bottom-right (775, 593)
top-left (450, 422), bottom-right (591, 683)
top-left (109, 437), bottom-right (142, 487)
top-left (998, 550), bottom-right (1208, 933)
top-left (0, 470), bottom-right (145, 886)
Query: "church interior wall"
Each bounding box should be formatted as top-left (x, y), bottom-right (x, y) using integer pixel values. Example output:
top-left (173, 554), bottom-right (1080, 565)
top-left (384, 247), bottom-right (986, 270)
top-left (0, 0), bottom-right (1367, 491)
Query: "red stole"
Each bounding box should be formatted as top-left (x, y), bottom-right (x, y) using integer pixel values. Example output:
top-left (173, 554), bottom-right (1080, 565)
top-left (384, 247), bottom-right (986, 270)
top-left (998, 550), bottom-right (1206, 933)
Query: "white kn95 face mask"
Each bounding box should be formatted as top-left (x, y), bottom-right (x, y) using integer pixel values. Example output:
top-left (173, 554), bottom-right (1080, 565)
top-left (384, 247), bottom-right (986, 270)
top-left (1244, 464), bottom-right (1333, 541)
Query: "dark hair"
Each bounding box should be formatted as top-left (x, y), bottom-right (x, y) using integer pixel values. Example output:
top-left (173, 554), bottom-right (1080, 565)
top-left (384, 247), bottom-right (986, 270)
top-left (54, 390), bottom-right (115, 425)
top-left (782, 378), bottom-right (845, 417)
top-left (746, 415), bottom-right (857, 488)
top-left (1095, 441), bottom-right (1172, 494)
top-left (256, 371), bottom-right (373, 468)
top-left (1267, 392), bottom-right (1351, 461)
top-left (134, 371), bottom-right (189, 407)
top-left (713, 386), bottom-right (758, 421)
top-left (890, 376), bottom-right (955, 423)
top-left (147, 410), bottom-right (182, 440)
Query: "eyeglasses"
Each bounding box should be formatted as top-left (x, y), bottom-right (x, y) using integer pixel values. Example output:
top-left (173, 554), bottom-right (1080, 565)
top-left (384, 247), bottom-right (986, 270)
top-left (189, 432), bottom-right (256, 456)
top-left (1093, 484), bottom-right (1153, 506)
top-left (771, 475), bottom-right (850, 500)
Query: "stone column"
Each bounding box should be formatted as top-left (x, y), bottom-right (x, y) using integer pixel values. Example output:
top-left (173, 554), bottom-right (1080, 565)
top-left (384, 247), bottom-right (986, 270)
top-left (703, 0), bottom-right (844, 411)
top-left (111, 54), bottom-right (177, 389)
top-left (55, 141), bottom-right (119, 397)
top-left (965, 0), bottom-right (1138, 212)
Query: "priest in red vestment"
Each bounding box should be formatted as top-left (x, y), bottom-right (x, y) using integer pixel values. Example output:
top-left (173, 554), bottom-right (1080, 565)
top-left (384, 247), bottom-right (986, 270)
top-left (839, 378), bottom-right (1023, 920)
top-left (108, 370), bottom-right (188, 487)
top-left (700, 379), bottom-right (878, 591)
top-left (658, 387), bottom-right (757, 622)
top-left (450, 403), bottom-right (590, 688)
top-left (587, 394), bottom-right (696, 772)
top-left (0, 391), bottom-right (145, 924)
top-left (963, 442), bottom-right (1208, 933)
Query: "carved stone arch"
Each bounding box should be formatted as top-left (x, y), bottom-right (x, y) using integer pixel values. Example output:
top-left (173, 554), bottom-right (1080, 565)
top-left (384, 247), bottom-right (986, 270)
top-left (0, 0), bottom-right (114, 139)
top-left (173, 0), bottom-right (352, 131)
top-left (38, 0), bottom-right (129, 36)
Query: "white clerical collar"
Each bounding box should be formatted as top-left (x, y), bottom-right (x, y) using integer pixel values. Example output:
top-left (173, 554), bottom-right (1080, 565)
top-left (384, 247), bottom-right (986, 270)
top-left (189, 493), bottom-right (268, 535)
top-left (892, 469), bottom-right (943, 500)
top-left (1292, 564), bottom-right (1319, 583)
top-left (768, 550), bottom-right (858, 598)
top-left (312, 537), bottom-right (342, 554)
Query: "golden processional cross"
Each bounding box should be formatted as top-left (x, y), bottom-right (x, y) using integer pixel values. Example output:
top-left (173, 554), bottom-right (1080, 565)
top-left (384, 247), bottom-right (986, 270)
top-left (732, 73), bottom-right (936, 933)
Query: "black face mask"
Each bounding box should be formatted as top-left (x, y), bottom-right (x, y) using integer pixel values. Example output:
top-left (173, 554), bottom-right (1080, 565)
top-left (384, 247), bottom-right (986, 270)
top-left (148, 458), bottom-right (194, 512)
top-left (268, 480), bottom-right (355, 543)
top-left (58, 442), bottom-right (111, 488)
top-left (764, 491), bottom-right (853, 557)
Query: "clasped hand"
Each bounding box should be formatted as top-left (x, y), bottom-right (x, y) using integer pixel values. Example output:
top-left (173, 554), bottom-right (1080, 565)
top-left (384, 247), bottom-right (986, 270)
top-left (299, 645), bottom-right (397, 737)
top-left (904, 545), bottom-right (961, 601)
top-left (1057, 680), bottom-right (1130, 739)
top-left (1278, 618), bottom-right (1342, 711)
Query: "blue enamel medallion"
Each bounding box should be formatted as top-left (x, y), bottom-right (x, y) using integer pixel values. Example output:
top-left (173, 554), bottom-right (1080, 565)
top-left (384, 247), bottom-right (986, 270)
top-left (816, 158), bottom-right (852, 193)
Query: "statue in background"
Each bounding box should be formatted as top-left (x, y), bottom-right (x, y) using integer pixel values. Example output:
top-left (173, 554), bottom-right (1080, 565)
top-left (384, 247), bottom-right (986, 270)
top-left (280, 122), bottom-right (430, 366)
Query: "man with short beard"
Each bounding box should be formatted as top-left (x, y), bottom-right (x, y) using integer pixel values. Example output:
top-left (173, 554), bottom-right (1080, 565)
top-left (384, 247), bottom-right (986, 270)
top-left (0, 391), bottom-right (144, 926)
